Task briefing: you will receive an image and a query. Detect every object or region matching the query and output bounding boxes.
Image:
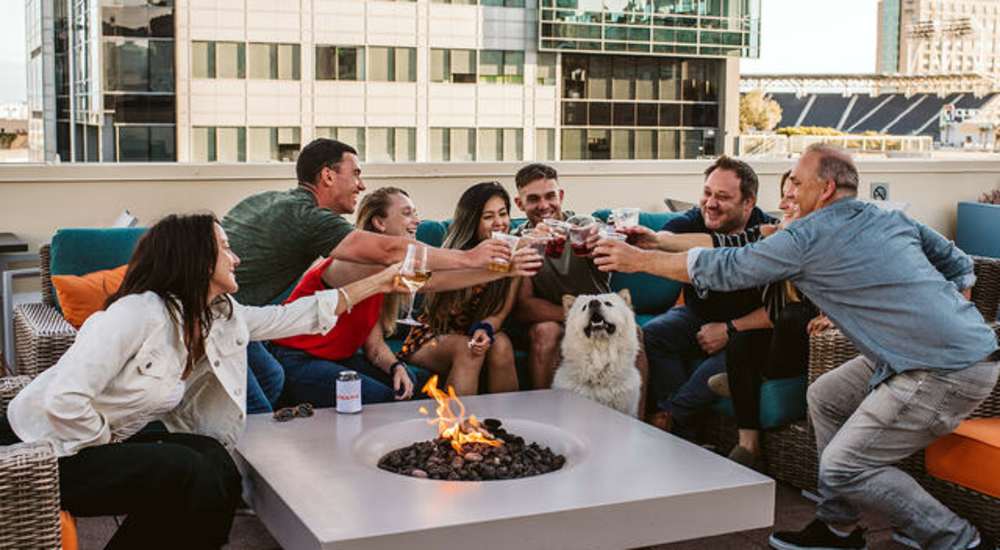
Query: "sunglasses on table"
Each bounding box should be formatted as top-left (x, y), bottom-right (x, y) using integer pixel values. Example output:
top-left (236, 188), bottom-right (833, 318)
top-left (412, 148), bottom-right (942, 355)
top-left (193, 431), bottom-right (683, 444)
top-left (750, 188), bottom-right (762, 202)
top-left (273, 402), bottom-right (314, 422)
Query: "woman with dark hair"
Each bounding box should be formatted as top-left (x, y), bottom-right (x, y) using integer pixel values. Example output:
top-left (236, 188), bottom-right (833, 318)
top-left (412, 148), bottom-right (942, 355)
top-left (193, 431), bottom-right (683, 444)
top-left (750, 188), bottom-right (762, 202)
top-left (3, 213), bottom-right (399, 549)
top-left (397, 182), bottom-right (524, 395)
top-left (270, 186), bottom-right (540, 405)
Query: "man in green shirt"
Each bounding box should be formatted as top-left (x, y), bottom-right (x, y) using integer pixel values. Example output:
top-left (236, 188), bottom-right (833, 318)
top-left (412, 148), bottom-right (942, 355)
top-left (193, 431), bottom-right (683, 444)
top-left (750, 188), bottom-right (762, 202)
top-left (223, 138), bottom-right (509, 306)
top-left (222, 139), bottom-right (510, 413)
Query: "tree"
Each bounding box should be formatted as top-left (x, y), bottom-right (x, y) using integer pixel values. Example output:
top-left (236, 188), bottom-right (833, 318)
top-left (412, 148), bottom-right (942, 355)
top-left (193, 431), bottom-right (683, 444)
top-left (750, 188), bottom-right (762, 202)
top-left (740, 90), bottom-right (783, 132)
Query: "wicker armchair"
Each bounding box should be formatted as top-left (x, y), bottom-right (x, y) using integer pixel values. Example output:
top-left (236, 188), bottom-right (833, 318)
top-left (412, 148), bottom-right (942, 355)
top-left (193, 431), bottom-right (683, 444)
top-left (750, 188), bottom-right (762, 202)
top-left (0, 375), bottom-right (61, 549)
top-left (12, 245), bottom-right (77, 378)
top-left (773, 255), bottom-right (1000, 539)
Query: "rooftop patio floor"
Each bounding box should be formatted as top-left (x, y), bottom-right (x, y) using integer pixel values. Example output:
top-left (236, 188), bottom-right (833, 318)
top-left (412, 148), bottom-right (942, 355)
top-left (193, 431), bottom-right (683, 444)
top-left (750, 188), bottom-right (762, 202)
top-left (76, 482), bottom-right (908, 549)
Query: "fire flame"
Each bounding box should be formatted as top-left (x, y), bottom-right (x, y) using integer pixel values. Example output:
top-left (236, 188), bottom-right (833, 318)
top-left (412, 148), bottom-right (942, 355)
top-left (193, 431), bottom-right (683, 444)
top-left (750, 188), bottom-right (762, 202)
top-left (419, 375), bottom-right (503, 454)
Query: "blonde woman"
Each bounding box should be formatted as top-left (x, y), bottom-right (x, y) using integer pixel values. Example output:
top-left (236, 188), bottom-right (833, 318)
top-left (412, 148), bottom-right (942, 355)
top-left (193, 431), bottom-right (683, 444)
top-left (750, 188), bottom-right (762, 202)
top-left (270, 186), bottom-right (541, 404)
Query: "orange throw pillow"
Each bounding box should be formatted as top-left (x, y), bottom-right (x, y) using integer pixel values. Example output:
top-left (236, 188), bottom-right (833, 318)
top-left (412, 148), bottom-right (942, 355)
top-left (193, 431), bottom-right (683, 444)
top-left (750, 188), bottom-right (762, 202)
top-left (51, 265), bottom-right (128, 329)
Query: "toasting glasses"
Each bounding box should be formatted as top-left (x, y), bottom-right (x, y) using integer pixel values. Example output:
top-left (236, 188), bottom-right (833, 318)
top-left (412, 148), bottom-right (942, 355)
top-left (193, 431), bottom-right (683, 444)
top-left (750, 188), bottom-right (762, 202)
top-left (396, 243), bottom-right (431, 326)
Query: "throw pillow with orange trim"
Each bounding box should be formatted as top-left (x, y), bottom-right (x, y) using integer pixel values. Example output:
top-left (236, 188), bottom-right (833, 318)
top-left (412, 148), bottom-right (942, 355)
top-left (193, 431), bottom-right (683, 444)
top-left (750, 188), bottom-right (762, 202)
top-left (51, 265), bottom-right (128, 329)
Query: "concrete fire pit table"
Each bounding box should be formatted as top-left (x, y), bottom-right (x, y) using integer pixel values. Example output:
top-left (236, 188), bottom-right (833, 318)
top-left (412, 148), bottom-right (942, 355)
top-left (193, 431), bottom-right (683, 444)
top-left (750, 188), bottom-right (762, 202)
top-left (236, 389), bottom-right (774, 550)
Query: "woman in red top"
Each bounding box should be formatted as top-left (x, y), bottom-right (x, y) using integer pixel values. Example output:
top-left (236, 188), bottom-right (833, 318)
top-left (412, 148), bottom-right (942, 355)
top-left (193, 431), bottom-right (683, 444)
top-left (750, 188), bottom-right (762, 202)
top-left (269, 187), bottom-right (540, 406)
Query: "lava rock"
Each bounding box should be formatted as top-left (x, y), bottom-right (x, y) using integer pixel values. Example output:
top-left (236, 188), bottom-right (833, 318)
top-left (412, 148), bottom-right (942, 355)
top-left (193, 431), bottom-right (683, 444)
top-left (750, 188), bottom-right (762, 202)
top-left (377, 422), bottom-right (566, 482)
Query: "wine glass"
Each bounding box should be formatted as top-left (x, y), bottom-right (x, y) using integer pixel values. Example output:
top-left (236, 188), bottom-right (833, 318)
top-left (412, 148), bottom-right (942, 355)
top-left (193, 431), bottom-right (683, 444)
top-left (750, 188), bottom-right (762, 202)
top-left (397, 243), bottom-right (431, 326)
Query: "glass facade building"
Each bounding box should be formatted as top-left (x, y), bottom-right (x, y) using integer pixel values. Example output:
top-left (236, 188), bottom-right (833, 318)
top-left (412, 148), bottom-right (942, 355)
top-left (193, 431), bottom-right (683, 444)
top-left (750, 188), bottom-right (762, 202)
top-left (29, 0), bottom-right (759, 163)
top-left (28, 0), bottom-right (175, 162)
top-left (539, 0), bottom-right (760, 58)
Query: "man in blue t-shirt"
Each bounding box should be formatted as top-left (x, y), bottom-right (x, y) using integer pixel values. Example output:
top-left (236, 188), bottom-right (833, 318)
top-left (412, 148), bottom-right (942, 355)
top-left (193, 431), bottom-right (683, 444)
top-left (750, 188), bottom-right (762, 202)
top-left (643, 156), bottom-right (776, 439)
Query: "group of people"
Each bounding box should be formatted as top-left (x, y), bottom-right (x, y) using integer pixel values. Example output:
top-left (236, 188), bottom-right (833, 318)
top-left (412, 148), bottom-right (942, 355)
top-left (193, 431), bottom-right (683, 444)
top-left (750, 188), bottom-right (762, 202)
top-left (0, 138), bottom-right (996, 550)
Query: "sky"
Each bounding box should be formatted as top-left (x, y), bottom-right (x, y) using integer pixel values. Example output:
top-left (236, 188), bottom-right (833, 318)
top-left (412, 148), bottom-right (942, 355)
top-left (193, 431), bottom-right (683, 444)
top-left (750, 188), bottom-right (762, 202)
top-left (742, 0), bottom-right (878, 75)
top-left (0, 0), bottom-right (878, 104)
top-left (0, 1), bottom-right (26, 104)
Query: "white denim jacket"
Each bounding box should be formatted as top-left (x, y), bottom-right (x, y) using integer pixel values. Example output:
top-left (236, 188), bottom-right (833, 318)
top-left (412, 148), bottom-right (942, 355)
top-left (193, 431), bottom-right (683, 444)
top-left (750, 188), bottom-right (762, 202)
top-left (8, 289), bottom-right (339, 457)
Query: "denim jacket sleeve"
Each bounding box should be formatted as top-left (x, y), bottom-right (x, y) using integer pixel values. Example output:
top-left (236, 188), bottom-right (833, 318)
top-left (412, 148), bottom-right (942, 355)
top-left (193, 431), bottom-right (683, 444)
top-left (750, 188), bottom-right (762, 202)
top-left (688, 228), bottom-right (805, 298)
top-left (912, 216), bottom-right (976, 290)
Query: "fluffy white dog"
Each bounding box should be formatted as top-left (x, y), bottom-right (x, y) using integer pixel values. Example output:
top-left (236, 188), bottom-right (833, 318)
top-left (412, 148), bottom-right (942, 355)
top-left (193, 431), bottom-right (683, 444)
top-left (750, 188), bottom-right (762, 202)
top-left (552, 290), bottom-right (641, 417)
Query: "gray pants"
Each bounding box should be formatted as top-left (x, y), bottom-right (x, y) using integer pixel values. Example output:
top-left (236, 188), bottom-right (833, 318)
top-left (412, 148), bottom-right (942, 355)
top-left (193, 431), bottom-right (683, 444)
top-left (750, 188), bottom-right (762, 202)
top-left (809, 355), bottom-right (999, 550)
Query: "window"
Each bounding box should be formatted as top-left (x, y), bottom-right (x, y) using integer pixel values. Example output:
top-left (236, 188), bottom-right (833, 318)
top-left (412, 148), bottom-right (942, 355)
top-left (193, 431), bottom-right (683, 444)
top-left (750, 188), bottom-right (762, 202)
top-left (477, 128), bottom-right (522, 161)
top-left (104, 94), bottom-right (175, 124)
top-left (192, 41), bottom-right (245, 79)
top-left (561, 128), bottom-right (585, 160)
top-left (316, 46), bottom-right (364, 81)
top-left (248, 43), bottom-right (300, 80)
top-left (611, 130), bottom-right (633, 160)
top-left (369, 128), bottom-right (416, 162)
top-left (430, 49), bottom-right (476, 83)
top-left (249, 127), bottom-right (301, 162)
top-left (192, 127), bottom-right (246, 162)
top-left (535, 128), bottom-right (555, 161)
top-left (479, 50), bottom-right (524, 84)
top-left (369, 47), bottom-right (416, 82)
top-left (430, 128), bottom-right (475, 161)
top-left (481, 0), bottom-right (526, 7)
top-left (101, 4), bottom-right (173, 38)
top-left (103, 38), bottom-right (174, 92)
top-left (315, 127), bottom-right (365, 159)
top-left (117, 126), bottom-right (175, 161)
top-left (536, 53), bottom-right (557, 85)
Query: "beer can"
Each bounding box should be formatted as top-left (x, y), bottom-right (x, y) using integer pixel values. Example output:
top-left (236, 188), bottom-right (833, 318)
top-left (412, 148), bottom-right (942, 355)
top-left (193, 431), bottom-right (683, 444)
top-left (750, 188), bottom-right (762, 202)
top-left (336, 370), bottom-right (362, 414)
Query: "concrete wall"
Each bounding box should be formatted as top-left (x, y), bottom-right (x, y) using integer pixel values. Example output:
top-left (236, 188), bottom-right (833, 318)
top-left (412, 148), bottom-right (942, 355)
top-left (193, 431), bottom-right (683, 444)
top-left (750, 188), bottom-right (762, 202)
top-left (1, 159), bottom-right (999, 255)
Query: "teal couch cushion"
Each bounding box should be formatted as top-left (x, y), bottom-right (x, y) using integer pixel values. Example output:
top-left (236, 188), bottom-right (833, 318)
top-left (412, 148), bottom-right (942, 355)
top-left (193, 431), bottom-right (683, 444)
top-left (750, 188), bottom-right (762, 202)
top-left (591, 209), bottom-right (683, 315)
top-left (416, 220), bottom-right (451, 248)
top-left (416, 218), bottom-right (527, 248)
top-left (49, 227), bottom-right (147, 312)
top-left (711, 375), bottom-right (807, 430)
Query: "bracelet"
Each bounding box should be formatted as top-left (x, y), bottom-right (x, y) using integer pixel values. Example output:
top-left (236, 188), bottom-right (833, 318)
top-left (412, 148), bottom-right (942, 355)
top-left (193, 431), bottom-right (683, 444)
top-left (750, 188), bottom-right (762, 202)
top-left (337, 287), bottom-right (354, 313)
top-left (388, 361), bottom-right (406, 375)
top-left (467, 320), bottom-right (495, 344)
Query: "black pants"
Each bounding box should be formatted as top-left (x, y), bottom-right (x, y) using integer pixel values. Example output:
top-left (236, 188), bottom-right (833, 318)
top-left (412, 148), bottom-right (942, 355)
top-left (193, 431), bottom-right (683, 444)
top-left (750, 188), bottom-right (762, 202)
top-left (1, 421), bottom-right (241, 550)
top-left (726, 303), bottom-right (813, 430)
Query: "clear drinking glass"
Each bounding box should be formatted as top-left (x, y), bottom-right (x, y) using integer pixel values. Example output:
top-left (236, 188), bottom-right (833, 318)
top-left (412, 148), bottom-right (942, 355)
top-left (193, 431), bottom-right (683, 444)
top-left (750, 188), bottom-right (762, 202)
top-left (488, 232), bottom-right (520, 272)
top-left (596, 229), bottom-right (627, 285)
top-left (397, 243), bottom-right (430, 326)
top-left (612, 207), bottom-right (641, 243)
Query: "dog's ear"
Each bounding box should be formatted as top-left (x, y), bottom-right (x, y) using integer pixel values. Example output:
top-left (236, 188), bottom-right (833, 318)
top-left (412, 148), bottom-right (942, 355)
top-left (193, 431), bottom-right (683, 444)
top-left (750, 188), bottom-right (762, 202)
top-left (617, 288), bottom-right (633, 308)
top-left (562, 294), bottom-right (577, 313)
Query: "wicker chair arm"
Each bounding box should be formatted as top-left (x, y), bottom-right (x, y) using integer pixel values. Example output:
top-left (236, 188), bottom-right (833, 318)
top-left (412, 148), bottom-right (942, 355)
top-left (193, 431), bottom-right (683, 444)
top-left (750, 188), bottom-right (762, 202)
top-left (0, 441), bottom-right (61, 549)
top-left (13, 303), bottom-right (77, 379)
top-left (0, 376), bottom-right (30, 415)
top-left (807, 328), bottom-right (859, 384)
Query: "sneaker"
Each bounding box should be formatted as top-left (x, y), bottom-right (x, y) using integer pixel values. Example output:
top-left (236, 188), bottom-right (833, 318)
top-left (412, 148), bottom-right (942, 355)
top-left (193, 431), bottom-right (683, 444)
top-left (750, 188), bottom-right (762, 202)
top-left (769, 519), bottom-right (866, 550)
top-left (970, 535), bottom-right (998, 550)
top-left (727, 445), bottom-right (758, 468)
top-left (707, 373), bottom-right (731, 398)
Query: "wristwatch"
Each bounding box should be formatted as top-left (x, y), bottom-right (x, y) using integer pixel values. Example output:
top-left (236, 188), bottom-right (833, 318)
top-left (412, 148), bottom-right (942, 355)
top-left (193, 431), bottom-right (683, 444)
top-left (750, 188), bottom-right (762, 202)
top-left (725, 320), bottom-right (738, 339)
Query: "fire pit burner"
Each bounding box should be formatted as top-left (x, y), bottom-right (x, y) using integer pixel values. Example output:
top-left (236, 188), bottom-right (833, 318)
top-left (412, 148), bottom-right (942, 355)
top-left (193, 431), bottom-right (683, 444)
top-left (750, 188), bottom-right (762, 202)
top-left (378, 418), bottom-right (566, 481)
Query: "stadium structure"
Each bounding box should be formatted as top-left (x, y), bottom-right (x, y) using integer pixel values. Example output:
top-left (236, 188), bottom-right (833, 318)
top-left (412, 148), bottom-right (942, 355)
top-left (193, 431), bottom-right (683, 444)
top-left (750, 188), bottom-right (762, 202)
top-left (741, 0), bottom-right (1000, 150)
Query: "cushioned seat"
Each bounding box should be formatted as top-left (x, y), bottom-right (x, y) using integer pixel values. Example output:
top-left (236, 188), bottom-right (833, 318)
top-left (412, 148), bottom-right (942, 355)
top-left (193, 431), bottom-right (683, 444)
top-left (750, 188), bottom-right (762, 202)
top-left (926, 418), bottom-right (1000, 499)
top-left (49, 228), bottom-right (146, 312)
top-left (711, 375), bottom-right (808, 430)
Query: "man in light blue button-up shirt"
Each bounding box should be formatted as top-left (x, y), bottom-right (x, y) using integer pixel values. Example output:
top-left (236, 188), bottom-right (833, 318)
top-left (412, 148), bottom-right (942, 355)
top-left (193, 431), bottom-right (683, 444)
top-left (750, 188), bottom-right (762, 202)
top-left (595, 144), bottom-right (999, 550)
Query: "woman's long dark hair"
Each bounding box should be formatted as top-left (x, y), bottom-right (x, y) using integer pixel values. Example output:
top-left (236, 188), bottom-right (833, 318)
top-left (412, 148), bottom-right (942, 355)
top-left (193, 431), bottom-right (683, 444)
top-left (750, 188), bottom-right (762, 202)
top-left (106, 213), bottom-right (231, 373)
top-left (423, 182), bottom-right (513, 335)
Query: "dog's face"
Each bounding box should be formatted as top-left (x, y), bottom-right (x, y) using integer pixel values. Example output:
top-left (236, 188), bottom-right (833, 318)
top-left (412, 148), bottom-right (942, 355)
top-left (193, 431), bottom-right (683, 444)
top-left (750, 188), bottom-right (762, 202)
top-left (563, 290), bottom-right (633, 339)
